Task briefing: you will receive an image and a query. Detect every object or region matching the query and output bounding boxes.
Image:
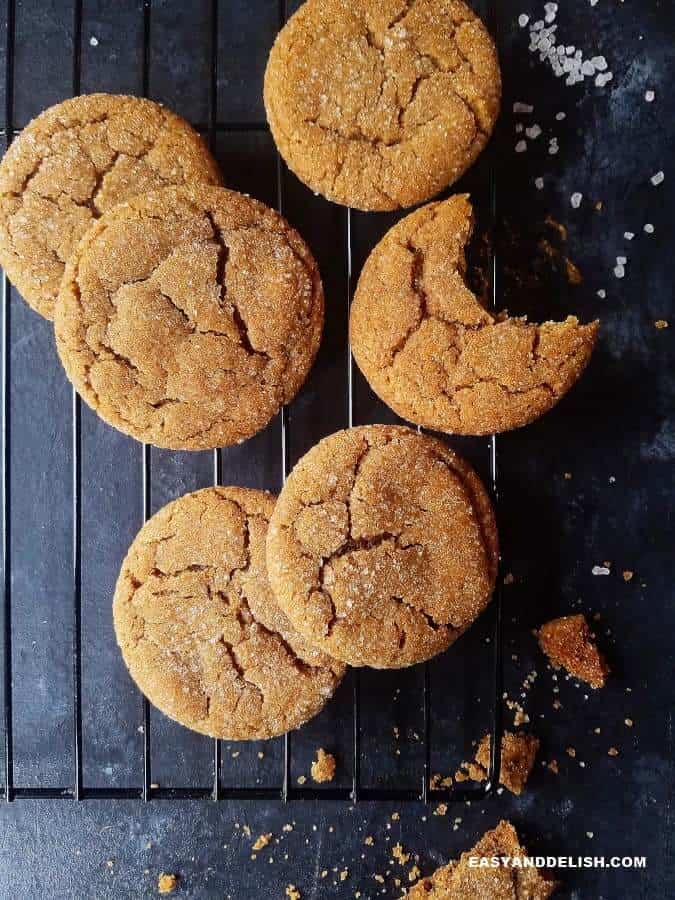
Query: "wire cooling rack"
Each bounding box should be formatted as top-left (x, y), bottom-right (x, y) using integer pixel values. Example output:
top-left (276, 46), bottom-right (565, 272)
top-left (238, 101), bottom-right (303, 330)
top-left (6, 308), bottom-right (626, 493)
top-left (1, 0), bottom-right (502, 802)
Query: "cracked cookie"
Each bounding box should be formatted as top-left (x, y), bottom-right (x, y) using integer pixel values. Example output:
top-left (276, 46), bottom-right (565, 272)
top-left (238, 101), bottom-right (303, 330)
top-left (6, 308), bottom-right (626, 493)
top-left (0, 93), bottom-right (222, 319)
top-left (407, 820), bottom-right (559, 898)
top-left (350, 194), bottom-right (599, 434)
top-left (264, 0), bottom-right (500, 211)
top-left (55, 184), bottom-right (324, 450)
top-left (113, 487), bottom-right (345, 740)
top-left (266, 425), bottom-right (498, 668)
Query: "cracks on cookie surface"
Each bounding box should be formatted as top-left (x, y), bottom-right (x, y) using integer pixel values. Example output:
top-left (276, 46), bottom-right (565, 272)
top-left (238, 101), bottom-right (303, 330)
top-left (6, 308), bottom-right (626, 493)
top-left (117, 490), bottom-right (342, 736)
top-left (357, 201), bottom-right (597, 426)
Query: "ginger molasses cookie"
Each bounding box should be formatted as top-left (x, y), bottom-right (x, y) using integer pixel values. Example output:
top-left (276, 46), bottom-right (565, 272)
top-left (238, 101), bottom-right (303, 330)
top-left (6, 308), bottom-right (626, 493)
top-left (266, 425), bottom-right (498, 669)
top-left (407, 820), bottom-right (559, 898)
top-left (55, 184), bottom-right (323, 450)
top-left (0, 93), bottom-right (222, 319)
top-left (350, 195), bottom-right (599, 435)
top-left (113, 487), bottom-right (345, 741)
top-left (264, 0), bottom-right (500, 211)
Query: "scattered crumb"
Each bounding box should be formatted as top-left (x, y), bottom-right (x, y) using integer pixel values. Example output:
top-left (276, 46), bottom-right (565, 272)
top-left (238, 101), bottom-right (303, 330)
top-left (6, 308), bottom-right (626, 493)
top-left (651, 171), bottom-right (665, 186)
top-left (654, 319), bottom-right (669, 329)
top-left (547, 759), bottom-right (559, 774)
top-left (566, 747), bottom-right (577, 758)
top-left (622, 570), bottom-right (634, 582)
top-left (537, 614), bottom-right (610, 688)
top-left (408, 865), bottom-right (421, 882)
top-left (285, 886), bottom-right (301, 900)
top-left (503, 572), bottom-right (515, 585)
top-left (433, 803), bottom-right (448, 817)
top-left (393, 843), bottom-right (411, 866)
top-left (252, 833), bottom-right (272, 852)
top-left (608, 747), bottom-right (619, 757)
top-left (364, 836), bottom-right (374, 846)
top-left (565, 258), bottom-right (583, 284)
top-left (158, 873), bottom-right (178, 895)
top-left (296, 775), bottom-right (306, 785)
top-left (311, 748), bottom-right (336, 784)
top-left (625, 718), bottom-right (634, 728)
top-left (89, 35), bottom-right (99, 47)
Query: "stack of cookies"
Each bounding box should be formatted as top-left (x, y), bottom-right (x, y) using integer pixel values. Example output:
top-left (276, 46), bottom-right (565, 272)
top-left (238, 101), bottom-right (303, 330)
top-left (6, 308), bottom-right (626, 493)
top-left (0, 0), bottom-right (599, 746)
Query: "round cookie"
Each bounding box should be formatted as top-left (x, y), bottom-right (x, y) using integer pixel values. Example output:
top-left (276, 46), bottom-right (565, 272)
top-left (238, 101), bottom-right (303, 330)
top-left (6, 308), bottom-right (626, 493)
top-left (113, 487), bottom-right (346, 741)
top-left (266, 425), bottom-right (498, 668)
top-left (55, 184), bottom-right (324, 450)
top-left (0, 93), bottom-right (222, 319)
top-left (350, 195), bottom-right (599, 435)
top-left (264, 0), bottom-right (501, 211)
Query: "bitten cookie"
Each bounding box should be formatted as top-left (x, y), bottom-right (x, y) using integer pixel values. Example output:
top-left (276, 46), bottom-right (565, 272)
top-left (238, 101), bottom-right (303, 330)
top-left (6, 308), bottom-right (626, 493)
top-left (264, 0), bottom-right (500, 211)
top-left (113, 487), bottom-right (345, 741)
top-left (55, 184), bottom-right (324, 450)
top-left (0, 93), bottom-right (222, 319)
top-left (407, 820), bottom-right (559, 898)
top-left (350, 195), bottom-right (599, 434)
top-left (266, 425), bottom-right (498, 669)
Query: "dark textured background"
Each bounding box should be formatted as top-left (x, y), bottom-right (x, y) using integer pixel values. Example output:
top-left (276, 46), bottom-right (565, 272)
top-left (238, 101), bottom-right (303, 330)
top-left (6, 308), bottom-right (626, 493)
top-left (0, 1), bottom-right (673, 897)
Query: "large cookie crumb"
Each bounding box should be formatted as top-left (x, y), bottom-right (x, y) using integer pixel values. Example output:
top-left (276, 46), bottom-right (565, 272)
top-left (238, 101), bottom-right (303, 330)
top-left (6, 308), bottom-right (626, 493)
top-left (538, 614), bottom-right (610, 689)
top-left (455, 731), bottom-right (539, 795)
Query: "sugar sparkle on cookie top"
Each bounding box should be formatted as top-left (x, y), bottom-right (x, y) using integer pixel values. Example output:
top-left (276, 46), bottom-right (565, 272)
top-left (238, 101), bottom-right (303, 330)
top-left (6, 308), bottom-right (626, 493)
top-left (264, 0), bottom-right (501, 211)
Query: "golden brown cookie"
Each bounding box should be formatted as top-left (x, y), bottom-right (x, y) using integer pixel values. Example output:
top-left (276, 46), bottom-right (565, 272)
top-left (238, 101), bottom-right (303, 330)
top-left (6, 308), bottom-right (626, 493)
top-left (0, 93), bottom-right (222, 319)
top-left (350, 195), bottom-right (599, 434)
top-left (113, 487), bottom-right (345, 741)
top-left (407, 820), bottom-right (559, 898)
top-left (264, 0), bottom-right (500, 211)
top-left (266, 425), bottom-right (498, 668)
top-left (55, 184), bottom-right (324, 450)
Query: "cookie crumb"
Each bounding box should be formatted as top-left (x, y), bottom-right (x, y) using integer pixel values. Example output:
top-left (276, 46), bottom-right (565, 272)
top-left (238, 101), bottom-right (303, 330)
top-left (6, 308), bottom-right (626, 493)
top-left (455, 731), bottom-right (539, 795)
top-left (285, 886), bottom-right (301, 900)
top-left (393, 843), bottom-right (411, 865)
top-left (538, 614), bottom-right (610, 688)
top-left (252, 833), bottom-right (272, 852)
top-left (608, 747), bottom-right (619, 757)
top-left (622, 570), bottom-right (634, 581)
top-left (655, 319), bottom-right (669, 329)
top-left (311, 748), bottom-right (336, 783)
top-left (158, 873), bottom-right (179, 895)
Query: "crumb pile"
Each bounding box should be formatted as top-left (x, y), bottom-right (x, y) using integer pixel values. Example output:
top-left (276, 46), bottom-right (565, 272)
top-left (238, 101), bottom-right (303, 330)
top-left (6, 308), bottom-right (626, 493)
top-left (267, 425), bottom-right (498, 668)
top-left (264, 0), bottom-right (501, 210)
top-left (113, 487), bottom-right (345, 740)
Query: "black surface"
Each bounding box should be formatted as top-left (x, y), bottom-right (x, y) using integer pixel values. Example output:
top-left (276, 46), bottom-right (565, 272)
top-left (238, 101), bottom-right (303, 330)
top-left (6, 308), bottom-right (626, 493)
top-left (0, 1), bottom-right (673, 898)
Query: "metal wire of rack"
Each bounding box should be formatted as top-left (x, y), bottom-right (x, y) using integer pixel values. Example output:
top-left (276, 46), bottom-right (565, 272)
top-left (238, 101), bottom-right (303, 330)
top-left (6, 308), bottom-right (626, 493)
top-left (1, 0), bottom-right (503, 803)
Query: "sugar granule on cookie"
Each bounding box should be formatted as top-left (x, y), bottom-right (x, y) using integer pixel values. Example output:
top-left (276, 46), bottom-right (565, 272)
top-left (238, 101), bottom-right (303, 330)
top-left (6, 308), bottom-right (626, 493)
top-left (0, 93), bottom-right (221, 319)
top-left (537, 614), bottom-right (610, 688)
top-left (55, 185), bottom-right (323, 450)
top-left (349, 195), bottom-right (598, 435)
top-left (406, 820), bottom-right (558, 898)
top-left (113, 487), bottom-right (345, 740)
top-left (455, 731), bottom-right (539, 795)
top-left (264, 0), bottom-right (501, 211)
top-left (311, 748), bottom-right (337, 784)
